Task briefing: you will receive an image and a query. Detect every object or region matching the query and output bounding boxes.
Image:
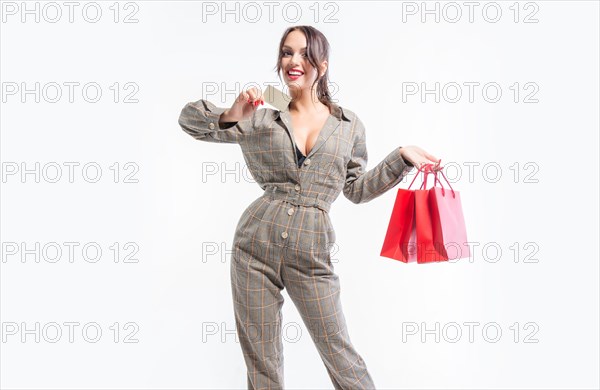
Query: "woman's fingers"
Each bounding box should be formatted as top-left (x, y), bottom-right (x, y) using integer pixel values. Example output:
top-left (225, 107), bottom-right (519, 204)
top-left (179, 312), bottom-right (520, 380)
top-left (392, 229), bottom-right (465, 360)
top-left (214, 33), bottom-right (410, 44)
top-left (232, 87), bottom-right (264, 120)
top-left (245, 87), bottom-right (264, 107)
top-left (418, 149), bottom-right (441, 169)
top-left (246, 87), bottom-right (257, 102)
top-left (401, 146), bottom-right (443, 171)
top-left (425, 152), bottom-right (440, 164)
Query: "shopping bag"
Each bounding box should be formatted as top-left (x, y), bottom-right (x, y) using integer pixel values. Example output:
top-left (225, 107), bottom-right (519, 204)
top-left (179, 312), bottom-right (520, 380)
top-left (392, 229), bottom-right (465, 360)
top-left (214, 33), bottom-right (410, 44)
top-left (379, 187), bottom-right (417, 262)
top-left (380, 165), bottom-right (432, 262)
top-left (416, 166), bottom-right (470, 263)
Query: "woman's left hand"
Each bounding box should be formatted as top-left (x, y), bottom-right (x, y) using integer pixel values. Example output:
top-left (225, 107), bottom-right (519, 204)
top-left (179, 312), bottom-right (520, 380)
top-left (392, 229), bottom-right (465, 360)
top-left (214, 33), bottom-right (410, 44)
top-left (399, 145), bottom-right (441, 170)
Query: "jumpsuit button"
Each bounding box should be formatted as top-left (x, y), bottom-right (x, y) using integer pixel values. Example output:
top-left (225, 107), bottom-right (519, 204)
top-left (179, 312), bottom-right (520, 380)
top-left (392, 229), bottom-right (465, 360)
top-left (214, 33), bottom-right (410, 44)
top-left (287, 207), bottom-right (294, 215)
top-left (281, 231), bottom-right (288, 239)
top-left (208, 122), bottom-right (215, 130)
top-left (304, 158), bottom-right (311, 166)
top-left (294, 184), bottom-right (301, 191)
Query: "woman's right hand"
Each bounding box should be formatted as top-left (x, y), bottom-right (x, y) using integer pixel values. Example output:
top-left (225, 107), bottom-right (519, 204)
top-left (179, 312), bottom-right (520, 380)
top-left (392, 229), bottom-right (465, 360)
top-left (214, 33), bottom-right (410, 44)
top-left (220, 87), bottom-right (265, 123)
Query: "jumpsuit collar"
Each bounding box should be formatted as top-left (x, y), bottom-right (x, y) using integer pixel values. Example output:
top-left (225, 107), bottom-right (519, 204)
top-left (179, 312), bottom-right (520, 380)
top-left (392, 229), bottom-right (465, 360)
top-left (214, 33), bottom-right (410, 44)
top-left (273, 100), bottom-right (351, 160)
top-left (272, 100), bottom-right (352, 123)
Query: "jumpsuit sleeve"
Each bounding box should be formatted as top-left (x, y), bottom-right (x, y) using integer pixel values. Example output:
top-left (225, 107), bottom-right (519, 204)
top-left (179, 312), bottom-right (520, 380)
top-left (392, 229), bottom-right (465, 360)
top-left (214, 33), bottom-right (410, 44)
top-left (178, 99), bottom-right (255, 144)
top-left (343, 115), bottom-right (415, 204)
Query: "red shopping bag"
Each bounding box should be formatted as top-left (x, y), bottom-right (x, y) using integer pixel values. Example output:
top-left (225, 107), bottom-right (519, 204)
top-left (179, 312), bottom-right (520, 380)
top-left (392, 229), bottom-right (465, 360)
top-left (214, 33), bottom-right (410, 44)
top-left (416, 165), bottom-right (470, 263)
top-left (380, 165), bottom-right (430, 262)
top-left (381, 161), bottom-right (469, 264)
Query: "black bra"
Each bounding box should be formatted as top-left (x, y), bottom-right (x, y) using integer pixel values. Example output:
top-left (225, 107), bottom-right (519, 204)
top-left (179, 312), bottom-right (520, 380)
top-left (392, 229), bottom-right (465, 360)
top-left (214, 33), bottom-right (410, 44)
top-left (295, 144), bottom-right (306, 167)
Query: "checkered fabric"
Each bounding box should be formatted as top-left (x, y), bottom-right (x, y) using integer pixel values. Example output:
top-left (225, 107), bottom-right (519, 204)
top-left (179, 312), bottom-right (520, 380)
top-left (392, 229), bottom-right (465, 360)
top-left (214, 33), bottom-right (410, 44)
top-left (178, 98), bottom-right (414, 389)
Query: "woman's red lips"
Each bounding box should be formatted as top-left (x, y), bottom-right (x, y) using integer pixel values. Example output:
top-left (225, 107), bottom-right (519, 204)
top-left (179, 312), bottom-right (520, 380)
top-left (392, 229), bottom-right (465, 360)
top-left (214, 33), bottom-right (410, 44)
top-left (287, 69), bottom-right (304, 80)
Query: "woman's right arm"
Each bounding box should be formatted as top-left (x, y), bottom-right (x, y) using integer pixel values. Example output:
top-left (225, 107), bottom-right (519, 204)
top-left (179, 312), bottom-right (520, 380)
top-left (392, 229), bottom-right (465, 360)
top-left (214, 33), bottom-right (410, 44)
top-left (178, 99), bottom-right (255, 144)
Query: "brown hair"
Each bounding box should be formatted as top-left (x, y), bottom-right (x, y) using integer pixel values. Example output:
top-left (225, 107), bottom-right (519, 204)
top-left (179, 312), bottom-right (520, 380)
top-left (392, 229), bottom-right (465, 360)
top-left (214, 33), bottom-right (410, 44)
top-left (274, 25), bottom-right (333, 111)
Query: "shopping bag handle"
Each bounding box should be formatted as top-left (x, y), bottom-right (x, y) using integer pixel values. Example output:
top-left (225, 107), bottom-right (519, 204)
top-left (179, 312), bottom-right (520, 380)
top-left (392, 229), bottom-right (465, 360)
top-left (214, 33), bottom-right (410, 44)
top-left (407, 161), bottom-right (439, 190)
top-left (432, 162), bottom-right (456, 198)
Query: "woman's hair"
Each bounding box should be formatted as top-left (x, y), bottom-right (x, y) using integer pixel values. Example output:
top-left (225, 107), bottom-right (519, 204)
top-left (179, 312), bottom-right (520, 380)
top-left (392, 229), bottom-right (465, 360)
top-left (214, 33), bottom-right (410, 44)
top-left (274, 25), bottom-right (333, 110)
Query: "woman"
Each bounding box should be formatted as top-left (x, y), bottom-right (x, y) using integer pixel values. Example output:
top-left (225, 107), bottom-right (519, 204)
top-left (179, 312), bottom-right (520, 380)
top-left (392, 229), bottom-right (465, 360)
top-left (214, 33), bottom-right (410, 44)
top-left (178, 25), bottom-right (440, 390)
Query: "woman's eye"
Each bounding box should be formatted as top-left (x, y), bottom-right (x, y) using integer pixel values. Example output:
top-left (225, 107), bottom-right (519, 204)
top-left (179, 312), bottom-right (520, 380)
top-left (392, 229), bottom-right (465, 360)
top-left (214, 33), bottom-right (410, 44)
top-left (282, 51), bottom-right (308, 57)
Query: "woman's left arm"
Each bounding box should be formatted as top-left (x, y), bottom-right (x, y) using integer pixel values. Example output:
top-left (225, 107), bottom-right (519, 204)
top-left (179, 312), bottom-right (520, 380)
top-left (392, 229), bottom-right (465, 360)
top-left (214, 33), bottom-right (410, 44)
top-left (343, 116), bottom-right (440, 204)
top-left (343, 116), bottom-right (414, 204)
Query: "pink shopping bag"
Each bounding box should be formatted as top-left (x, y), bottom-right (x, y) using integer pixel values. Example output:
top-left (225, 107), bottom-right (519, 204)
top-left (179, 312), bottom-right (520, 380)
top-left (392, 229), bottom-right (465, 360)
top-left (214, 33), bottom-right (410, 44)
top-left (416, 165), bottom-right (470, 263)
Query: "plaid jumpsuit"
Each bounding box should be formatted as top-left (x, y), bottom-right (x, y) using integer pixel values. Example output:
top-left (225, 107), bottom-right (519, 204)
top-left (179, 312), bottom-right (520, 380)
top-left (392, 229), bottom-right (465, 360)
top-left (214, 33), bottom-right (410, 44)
top-left (178, 98), bottom-right (414, 389)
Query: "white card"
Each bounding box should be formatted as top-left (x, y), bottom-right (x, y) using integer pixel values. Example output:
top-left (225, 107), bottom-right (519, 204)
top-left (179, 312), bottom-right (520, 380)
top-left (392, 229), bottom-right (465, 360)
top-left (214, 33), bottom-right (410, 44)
top-left (262, 85), bottom-right (291, 111)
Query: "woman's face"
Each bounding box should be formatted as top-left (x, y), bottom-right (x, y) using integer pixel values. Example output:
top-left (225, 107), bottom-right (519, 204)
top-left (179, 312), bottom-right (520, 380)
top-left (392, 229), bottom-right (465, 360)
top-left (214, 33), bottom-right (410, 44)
top-left (281, 30), bottom-right (327, 94)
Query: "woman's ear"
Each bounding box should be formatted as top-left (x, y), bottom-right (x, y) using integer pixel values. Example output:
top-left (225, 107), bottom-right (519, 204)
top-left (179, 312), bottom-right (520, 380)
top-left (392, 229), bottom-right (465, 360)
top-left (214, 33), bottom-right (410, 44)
top-left (319, 60), bottom-right (328, 78)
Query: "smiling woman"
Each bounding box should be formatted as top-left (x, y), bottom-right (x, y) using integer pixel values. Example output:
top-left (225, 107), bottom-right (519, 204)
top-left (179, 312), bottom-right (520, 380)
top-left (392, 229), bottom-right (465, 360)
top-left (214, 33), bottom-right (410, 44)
top-left (178, 25), bottom-right (439, 389)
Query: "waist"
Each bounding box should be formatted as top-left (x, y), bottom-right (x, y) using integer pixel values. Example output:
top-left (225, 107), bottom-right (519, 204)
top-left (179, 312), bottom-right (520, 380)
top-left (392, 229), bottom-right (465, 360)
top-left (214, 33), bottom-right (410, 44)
top-left (262, 184), bottom-right (332, 213)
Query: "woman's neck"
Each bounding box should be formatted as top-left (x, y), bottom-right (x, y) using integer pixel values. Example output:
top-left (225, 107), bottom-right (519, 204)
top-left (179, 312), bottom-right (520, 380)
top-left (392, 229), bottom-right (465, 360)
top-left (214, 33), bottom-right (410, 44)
top-left (289, 92), bottom-right (329, 115)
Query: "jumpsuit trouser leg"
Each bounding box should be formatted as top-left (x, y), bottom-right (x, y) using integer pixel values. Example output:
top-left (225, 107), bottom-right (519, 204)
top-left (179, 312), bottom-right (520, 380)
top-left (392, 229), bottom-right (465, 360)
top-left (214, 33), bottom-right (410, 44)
top-left (280, 240), bottom-right (376, 389)
top-left (231, 238), bottom-right (286, 389)
top-left (230, 196), bottom-right (376, 389)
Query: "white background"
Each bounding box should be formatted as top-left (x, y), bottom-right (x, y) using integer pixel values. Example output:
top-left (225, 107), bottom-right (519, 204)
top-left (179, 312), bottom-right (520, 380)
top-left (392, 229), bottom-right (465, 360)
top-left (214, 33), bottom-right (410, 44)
top-left (1, 1), bottom-right (599, 389)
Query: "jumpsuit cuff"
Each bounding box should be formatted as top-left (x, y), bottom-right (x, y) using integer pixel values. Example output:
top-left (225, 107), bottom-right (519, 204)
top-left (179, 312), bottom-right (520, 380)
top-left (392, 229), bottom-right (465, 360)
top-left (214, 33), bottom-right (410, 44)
top-left (197, 99), bottom-right (238, 130)
top-left (179, 99), bottom-right (252, 144)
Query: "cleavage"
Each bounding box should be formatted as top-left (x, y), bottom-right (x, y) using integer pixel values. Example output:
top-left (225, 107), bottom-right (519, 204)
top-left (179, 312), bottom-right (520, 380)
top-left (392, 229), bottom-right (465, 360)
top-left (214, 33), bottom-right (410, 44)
top-left (290, 111), bottom-right (330, 156)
